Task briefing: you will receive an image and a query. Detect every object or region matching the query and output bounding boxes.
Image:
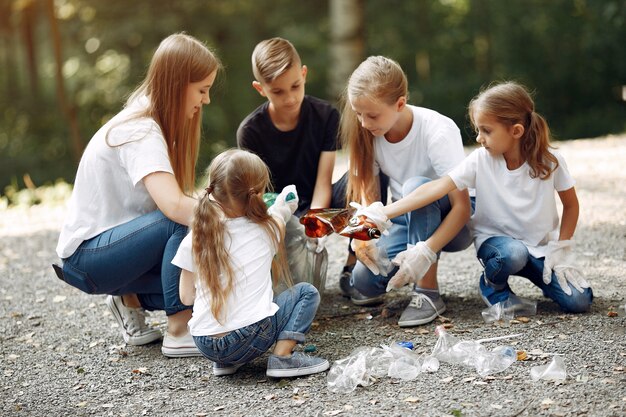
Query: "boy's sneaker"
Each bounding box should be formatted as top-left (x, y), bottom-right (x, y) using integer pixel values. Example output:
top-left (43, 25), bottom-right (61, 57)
top-left (479, 273), bottom-right (514, 307)
top-left (397, 292), bottom-right (446, 327)
top-left (106, 295), bottom-right (162, 346)
top-left (266, 352), bottom-right (330, 378)
top-left (339, 270), bottom-right (384, 306)
top-left (161, 331), bottom-right (202, 358)
top-left (213, 362), bottom-right (244, 376)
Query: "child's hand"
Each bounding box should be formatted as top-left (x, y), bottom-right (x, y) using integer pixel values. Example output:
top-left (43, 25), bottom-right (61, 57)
top-left (386, 242), bottom-right (436, 292)
top-left (349, 201), bottom-right (392, 234)
top-left (542, 240), bottom-right (590, 295)
top-left (268, 185), bottom-right (298, 224)
top-left (351, 239), bottom-right (392, 277)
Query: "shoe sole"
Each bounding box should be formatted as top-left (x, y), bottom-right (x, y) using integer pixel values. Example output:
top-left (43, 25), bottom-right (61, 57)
top-left (213, 363), bottom-right (244, 376)
top-left (266, 360), bottom-right (330, 378)
top-left (161, 346), bottom-right (203, 358)
top-left (106, 296), bottom-right (162, 346)
top-left (350, 295), bottom-right (385, 306)
top-left (397, 305), bottom-right (447, 327)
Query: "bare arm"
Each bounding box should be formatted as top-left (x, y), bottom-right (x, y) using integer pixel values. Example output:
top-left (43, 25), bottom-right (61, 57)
top-left (558, 187), bottom-right (579, 240)
top-left (382, 176), bottom-right (458, 220)
top-left (425, 188), bottom-right (471, 252)
top-left (310, 151), bottom-right (336, 209)
top-left (143, 171), bottom-right (196, 226)
top-left (179, 269), bottom-right (196, 306)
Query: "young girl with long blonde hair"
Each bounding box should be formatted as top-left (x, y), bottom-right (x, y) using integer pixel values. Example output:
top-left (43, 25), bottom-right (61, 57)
top-left (360, 81), bottom-right (592, 313)
top-left (341, 56), bottom-right (472, 327)
top-left (172, 149), bottom-right (329, 377)
top-left (55, 33), bottom-right (221, 357)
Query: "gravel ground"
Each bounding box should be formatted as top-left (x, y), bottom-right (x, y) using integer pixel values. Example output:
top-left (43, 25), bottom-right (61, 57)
top-left (1, 135), bottom-right (625, 417)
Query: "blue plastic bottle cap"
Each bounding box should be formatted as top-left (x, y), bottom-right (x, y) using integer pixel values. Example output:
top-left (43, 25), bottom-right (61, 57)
top-left (396, 341), bottom-right (414, 350)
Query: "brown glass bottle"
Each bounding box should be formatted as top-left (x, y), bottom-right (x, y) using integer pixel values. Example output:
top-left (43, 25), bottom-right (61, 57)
top-left (299, 208), bottom-right (381, 240)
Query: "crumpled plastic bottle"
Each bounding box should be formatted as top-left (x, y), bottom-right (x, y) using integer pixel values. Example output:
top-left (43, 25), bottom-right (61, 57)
top-left (474, 346), bottom-right (517, 377)
top-left (432, 326), bottom-right (517, 376)
top-left (530, 355), bottom-right (567, 382)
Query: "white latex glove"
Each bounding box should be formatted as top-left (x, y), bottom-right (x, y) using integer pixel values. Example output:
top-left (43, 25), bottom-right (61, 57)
top-left (268, 185), bottom-right (298, 225)
top-left (351, 239), bottom-right (391, 277)
top-left (349, 201), bottom-right (392, 235)
top-left (542, 240), bottom-right (590, 296)
top-left (386, 242), bottom-right (437, 292)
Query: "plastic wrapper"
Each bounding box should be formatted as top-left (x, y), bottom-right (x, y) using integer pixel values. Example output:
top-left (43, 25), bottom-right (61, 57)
top-left (530, 355), bottom-right (567, 382)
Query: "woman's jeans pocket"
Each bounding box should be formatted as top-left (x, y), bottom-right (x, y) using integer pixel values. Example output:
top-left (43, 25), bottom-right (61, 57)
top-left (61, 262), bottom-right (99, 294)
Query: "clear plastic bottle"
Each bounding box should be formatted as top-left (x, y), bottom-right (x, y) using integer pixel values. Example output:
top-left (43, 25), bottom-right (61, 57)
top-left (474, 346), bottom-right (517, 377)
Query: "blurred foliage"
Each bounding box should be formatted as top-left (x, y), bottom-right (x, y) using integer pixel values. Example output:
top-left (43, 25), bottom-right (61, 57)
top-left (1, 0), bottom-right (625, 199)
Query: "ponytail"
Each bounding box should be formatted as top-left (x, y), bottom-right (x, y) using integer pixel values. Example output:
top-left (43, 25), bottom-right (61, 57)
top-left (522, 111), bottom-right (558, 179)
top-left (191, 190), bottom-right (234, 325)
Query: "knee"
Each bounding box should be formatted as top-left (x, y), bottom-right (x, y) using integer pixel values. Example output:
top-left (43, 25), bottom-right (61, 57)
top-left (295, 282), bottom-right (320, 306)
top-left (402, 176), bottom-right (431, 197)
top-left (492, 241), bottom-right (528, 273)
top-left (559, 287), bottom-right (593, 313)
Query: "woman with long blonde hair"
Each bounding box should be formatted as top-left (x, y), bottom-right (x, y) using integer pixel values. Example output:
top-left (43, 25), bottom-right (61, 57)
top-left (55, 33), bottom-right (221, 357)
top-left (173, 149), bottom-right (329, 377)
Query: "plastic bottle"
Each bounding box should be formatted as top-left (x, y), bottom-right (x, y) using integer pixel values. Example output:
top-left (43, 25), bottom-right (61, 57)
top-left (474, 346), bottom-right (517, 377)
top-left (299, 208), bottom-right (381, 240)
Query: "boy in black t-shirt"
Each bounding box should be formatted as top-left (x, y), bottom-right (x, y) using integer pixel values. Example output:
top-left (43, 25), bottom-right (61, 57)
top-left (237, 38), bottom-right (382, 305)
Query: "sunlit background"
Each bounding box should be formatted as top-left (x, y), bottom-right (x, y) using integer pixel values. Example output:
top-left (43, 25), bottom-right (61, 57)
top-left (1, 0), bottom-right (625, 201)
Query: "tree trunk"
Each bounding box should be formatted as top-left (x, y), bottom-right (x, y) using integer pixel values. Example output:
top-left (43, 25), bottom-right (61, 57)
top-left (45, 0), bottom-right (83, 164)
top-left (329, 0), bottom-right (365, 103)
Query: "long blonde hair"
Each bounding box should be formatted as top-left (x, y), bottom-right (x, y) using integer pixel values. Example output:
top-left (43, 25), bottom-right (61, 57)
top-left (191, 149), bottom-right (291, 324)
top-left (340, 56), bottom-right (408, 204)
top-left (469, 81), bottom-right (558, 179)
top-left (109, 33), bottom-right (221, 194)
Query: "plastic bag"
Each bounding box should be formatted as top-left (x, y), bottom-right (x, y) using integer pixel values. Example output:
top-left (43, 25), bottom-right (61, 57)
top-left (274, 215), bottom-right (328, 294)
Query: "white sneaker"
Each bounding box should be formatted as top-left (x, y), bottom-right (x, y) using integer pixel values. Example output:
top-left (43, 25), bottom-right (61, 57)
top-left (106, 295), bottom-right (162, 345)
top-left (161, 331), bottom-right (202, 358)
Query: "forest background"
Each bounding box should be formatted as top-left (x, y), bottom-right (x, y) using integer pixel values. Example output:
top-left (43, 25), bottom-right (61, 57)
top-left (1, 0), bottom-right (625, 202)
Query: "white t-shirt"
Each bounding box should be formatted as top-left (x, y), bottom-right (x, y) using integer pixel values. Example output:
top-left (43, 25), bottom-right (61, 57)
top-left (171, 217), bottom-right (280, 336)
top-left (56, 97), bottom-right (173, 258)
top-left (374, 105), bottom-right (465, 201)
top-left (448, 147), bottom-right (575, 257)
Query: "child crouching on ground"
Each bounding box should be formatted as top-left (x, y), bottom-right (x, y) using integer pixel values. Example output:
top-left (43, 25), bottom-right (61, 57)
top-left (172, 149), bottom-right (329, 377)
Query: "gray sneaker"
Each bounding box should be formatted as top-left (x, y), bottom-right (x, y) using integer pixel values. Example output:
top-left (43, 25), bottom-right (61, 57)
top-left (397, 292), bottom-right (446, 327)
top-left (339, 271), bottom-right (385, 306)
top-left (106, 295), bottom-right (162, 345)
top-left (266, 351), bottom-right (330, 378)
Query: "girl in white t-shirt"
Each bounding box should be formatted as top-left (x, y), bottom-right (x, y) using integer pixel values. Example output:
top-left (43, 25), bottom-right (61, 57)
top-left (340, 56), bottom-right (472, 327)
top-left (172, 149), bottom-right (329, 377)
top-left (359, 81), bottom-right (592, 313)
top-left (55, 34), bottom-right (221, 357)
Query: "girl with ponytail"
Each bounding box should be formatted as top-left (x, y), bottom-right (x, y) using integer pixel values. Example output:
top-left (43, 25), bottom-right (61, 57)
top-left (172, 149), bottom-right (329, 378)
top-left (358, 81), bottom-right (593, 314)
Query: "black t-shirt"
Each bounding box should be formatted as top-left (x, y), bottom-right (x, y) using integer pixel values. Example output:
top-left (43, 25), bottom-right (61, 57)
top-left (237, 95), bottom-right (339, 212)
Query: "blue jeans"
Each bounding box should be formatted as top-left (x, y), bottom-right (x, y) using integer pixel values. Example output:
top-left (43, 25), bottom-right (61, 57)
top-left (477, 236), bottom-right (593, 313)
top-left (193, 282), bottom-right (320, 366)
top-left (60, 210), bottom-right (189, 315)
top-left (352, 176), bottom-right (472, 297)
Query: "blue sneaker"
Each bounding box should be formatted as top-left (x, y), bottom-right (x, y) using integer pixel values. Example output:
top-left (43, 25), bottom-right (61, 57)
top-left (266, 352), bottom-right (329, 378)
top-left (479, 273), bottom-right (514, 307)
